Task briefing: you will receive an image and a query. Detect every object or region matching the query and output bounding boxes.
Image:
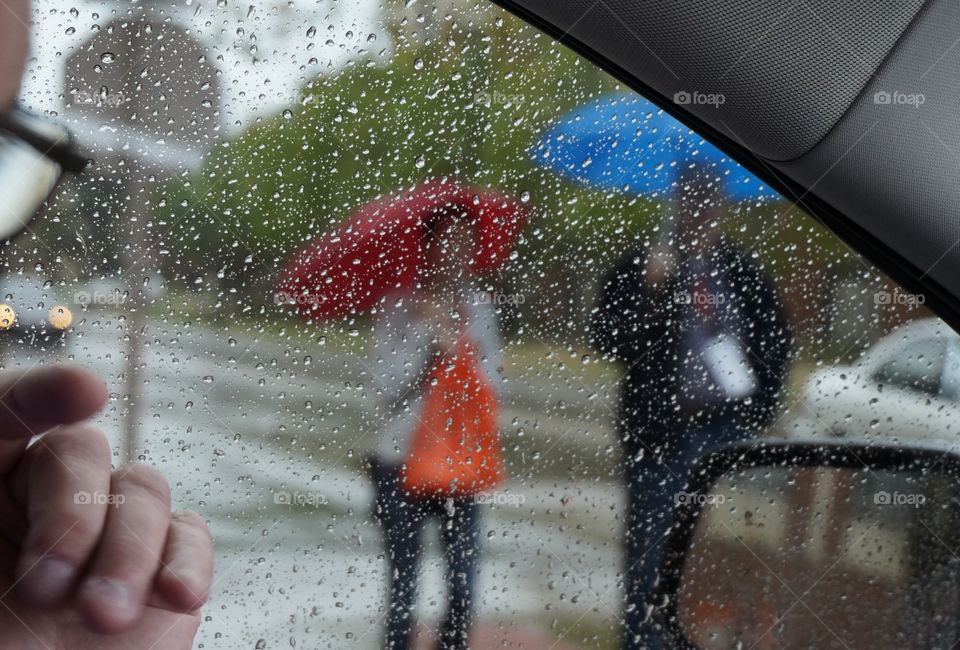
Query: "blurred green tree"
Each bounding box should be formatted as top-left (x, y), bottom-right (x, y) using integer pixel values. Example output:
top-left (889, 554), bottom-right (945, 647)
top-left (155, 5), bottom-right (849, 342)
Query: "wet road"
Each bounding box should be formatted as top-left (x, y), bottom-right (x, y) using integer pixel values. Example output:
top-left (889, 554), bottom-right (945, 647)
top-left (49, 309), bottom-right (626, 649)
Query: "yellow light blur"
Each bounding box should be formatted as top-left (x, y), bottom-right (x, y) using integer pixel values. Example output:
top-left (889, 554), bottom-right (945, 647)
top-left (48, 306), bottom-right (73, 330)
top-left (0, 304), bottom-right (15, 330)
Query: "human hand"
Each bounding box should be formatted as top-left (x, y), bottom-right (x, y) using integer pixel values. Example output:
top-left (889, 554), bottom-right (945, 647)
top-left (0, 366), bottom-right (213, 649)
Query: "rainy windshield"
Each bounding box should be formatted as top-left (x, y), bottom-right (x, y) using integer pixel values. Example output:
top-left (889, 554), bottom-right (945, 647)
top-left (7, 1), bottom-right (952, 649)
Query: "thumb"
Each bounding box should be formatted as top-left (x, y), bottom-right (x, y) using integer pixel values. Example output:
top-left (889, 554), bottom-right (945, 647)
top-left (0, 366), bottom-right (108, 474)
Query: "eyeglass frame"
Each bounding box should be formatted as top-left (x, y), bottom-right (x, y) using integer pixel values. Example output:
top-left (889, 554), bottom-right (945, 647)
top-left (0, 107), bottom-right (87, 174)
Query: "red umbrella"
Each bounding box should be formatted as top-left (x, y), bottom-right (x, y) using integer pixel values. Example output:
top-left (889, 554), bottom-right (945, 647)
top-left (275, 179), bottom-right (529, 320)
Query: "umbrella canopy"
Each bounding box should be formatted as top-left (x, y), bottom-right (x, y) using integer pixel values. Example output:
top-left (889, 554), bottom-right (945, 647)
top-left (530, 91), bottom-right (776, 201)
top-left (275, 179), bottom-right (529, 320)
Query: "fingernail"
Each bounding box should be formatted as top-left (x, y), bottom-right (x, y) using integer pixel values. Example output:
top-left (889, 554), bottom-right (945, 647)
top-left (19, 556), bottom-right (75, 606)
top-left (81, 578), bottom-right (136, 622)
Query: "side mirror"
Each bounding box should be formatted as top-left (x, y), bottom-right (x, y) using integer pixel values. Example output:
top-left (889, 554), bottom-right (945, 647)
top-left (657, 440), bottom-right (960, 649)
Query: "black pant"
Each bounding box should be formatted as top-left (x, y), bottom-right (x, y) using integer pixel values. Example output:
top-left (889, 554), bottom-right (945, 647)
top-left (621, 418), bottom-right (744, 650)
top-left (372, 461), bottom-right (481, 650)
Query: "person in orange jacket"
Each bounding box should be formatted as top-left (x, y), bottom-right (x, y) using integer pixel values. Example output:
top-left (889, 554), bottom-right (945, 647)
top-left (368, 208), bottom-right (503, 650)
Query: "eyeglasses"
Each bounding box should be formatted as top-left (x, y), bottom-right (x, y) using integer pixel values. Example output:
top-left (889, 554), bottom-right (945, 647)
top-left (0, 107), bottom-right (88, 242)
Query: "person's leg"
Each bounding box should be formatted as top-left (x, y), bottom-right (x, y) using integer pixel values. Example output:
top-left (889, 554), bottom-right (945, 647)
top-left (374, 464), bottom-right (427, 650)
top-left (437, 496), bottom-right (481, 650)
top-left (621, 419), bottom-right (749, 649)
top-left (622, 432), bottom-right (686, 650)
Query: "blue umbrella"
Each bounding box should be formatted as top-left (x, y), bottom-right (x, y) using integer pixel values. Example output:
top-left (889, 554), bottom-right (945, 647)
top-left (530, 91), bottom-right (777, 201)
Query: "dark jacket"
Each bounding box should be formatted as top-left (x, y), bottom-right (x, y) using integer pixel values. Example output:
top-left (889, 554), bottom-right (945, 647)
top-left (591, 243), bottom-right (791, 456)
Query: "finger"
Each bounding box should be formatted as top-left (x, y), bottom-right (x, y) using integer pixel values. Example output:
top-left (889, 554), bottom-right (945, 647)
top-left (77, 464), bottom-right (172, 633)
top-left (53, 608), bottom-right (201, 650)
top-left (15, 425), bottom-right (111, 607)
top-left (153, 511), bottom-right (213, 613)
top-left (0, 366), bottom-right (107, 474)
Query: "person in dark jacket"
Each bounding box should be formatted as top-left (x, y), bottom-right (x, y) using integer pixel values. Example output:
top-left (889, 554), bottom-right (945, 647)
top-left (591, 167), bottom-right (791, 650)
